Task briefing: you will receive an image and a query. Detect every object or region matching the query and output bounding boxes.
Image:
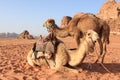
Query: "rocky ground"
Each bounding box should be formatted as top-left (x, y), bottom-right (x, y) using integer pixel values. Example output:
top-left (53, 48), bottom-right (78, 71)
top-left (0, 34), bottom-right (120, 80)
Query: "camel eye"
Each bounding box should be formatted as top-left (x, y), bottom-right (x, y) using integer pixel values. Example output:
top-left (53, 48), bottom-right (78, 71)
top-left (87, 33), bottom-right (91, 36)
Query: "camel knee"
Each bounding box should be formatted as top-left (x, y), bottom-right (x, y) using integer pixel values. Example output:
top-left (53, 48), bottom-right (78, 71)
top-left (98, 39), bottom-right (103, 55)
top-left (101, 42), bottom-right (106, 62)
top-left (95, 42), bottom-right (107, 63)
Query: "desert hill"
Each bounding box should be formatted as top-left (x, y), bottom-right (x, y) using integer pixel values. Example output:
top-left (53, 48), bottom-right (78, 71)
top-left (97, 0), bottom-right (120, 32)
top-left (97, 0), bottom-right (120, 19)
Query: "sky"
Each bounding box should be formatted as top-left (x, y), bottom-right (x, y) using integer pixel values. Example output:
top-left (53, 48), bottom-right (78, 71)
top-left (0, 0), bottom-right (111, 36)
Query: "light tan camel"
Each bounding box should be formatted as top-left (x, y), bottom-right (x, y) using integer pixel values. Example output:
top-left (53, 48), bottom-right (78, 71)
top-left (27, 30), bottom-right (99, 72)
top-left (43, 13), bottom-right (110, 63)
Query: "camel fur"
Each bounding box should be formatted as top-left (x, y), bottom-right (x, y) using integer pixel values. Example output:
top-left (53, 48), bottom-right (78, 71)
top-left (43, 13), bottom-right (110, 63)
top-left (27, 30), bottom-right (99, 72)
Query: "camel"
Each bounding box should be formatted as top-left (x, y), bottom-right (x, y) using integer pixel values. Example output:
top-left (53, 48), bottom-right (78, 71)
top-left (60, 16), bottom-right (72, 28)
top-left (27, 30), bottom-right (99, 72)
top-left (43, 13), bottom-right (110, 63)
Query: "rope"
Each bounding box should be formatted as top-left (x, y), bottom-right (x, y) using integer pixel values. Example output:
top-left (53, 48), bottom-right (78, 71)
top-left (44, 57), bottom-right (50, 68)
top-left (94, 46), bottom-right (111, 73)
top-left (99, 62), bottom-right (111, 73)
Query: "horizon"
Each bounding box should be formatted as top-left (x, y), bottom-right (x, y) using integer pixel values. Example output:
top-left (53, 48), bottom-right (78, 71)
top-left (0, 0), bottom-right (119, 36)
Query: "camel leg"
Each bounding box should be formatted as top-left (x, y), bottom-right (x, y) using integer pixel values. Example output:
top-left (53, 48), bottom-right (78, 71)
top-left (53, 65), bottom-right (81, 73)
top-left (46, 59), bottom-right (56, 69)
top-left (101, 42), bottom-right (106, 63)
top-left (95, 39), bottom-right (103, 63)
top-left (49, 58), bottom-right (80, 73)
top-left (74, 33), bottom-right (81, 47)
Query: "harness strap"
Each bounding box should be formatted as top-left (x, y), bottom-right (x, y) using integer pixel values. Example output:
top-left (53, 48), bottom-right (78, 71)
top-left (32, 43), bottom-right (38, 59)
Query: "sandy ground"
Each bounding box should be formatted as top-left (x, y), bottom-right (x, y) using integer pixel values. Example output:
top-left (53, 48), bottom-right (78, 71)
top-left (0, 34), bottom-right (120, 80)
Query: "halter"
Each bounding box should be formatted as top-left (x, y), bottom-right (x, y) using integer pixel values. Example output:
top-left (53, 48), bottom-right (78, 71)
top-left (46, 23), bottom-right (56, 32)
top-left (85, 35), bottom-right (96, 54)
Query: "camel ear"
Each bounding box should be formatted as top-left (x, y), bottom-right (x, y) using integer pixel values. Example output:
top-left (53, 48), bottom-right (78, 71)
top-left (49, 19), bottom-right (55, 24)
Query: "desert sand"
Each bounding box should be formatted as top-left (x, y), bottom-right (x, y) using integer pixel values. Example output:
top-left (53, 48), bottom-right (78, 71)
top-left (0, 34), bottom-right (120, 80)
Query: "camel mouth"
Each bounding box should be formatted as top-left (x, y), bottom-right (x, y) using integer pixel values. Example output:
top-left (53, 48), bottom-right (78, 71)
top-left (43, 24), bottom-right (51, 32)
top-left (43, 23), bottom-right (46, 27)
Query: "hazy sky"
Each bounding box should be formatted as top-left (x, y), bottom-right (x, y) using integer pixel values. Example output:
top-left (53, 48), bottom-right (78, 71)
top-left (0, 0), bottom-right (109, 36)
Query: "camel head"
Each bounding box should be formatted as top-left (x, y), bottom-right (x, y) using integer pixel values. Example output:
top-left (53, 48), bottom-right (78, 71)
top-left (84, 30), bottom-right (99, 53)
top-left (43, 18), bottom-right (56, 32)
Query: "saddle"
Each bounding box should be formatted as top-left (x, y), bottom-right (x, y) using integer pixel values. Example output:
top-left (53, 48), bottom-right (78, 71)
top-left (32, 32), bottom-right (59, 59)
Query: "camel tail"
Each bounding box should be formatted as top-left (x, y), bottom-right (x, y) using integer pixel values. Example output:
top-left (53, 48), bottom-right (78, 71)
top-left (102, 21), bottom-right (110, 45)
top-left (106, 23), bottom-right (110, 44)
top-left (103, 29), bottom-right (110, 45)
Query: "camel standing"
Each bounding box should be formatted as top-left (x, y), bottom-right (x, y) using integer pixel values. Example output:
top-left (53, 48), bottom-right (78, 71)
top-left (43, 13), bottom-right (110, 63)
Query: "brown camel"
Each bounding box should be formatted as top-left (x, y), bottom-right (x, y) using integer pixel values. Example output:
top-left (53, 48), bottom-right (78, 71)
top-left (27, 30), bottom-right (99, 72)
top-left (43, 13), bottom-right (110, 63)
top-left (60, 16), bottom-right (72, 28)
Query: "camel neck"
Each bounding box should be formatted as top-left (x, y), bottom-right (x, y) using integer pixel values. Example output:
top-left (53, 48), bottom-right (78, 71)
top-left (77, 40), bottom-right (88, 55)
top-left (52, 24), bottom-right (69, 38)
top-left (68, 40), bottom-right (88, 66)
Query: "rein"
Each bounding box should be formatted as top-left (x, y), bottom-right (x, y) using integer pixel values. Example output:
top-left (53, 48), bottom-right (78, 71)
top-left (85, 36), bottom-right (95, 53)
top-left (85, 35), bottom-right (111, 73)
top-left (89, 36), bottom-right (95, 46)
top-left (94, 46), bottom-right (111, 73)
top-left (47, 23), bottom-right (56, 32)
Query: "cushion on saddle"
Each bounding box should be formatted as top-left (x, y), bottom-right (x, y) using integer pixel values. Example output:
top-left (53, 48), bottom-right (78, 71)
top-left (35, 40), bottom-right (47, 52)
top-left (45, 41), bottom-right (55, 53)
top-left (33, 39), bottom-right (56, 53)
top-left (32, 32), bottom-right (60, 60)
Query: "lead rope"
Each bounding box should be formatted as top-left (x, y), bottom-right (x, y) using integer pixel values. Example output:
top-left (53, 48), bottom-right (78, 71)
top-left (44, 57), bottom-right (50, 68)
top-left (94, 46), bottom-right (111, 73)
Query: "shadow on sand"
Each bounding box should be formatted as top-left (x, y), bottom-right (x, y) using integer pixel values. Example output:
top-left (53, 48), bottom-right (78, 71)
top-left (67, 48), bottom-right (120, 73)
top-left (78, 63), bottom-right (120, 73)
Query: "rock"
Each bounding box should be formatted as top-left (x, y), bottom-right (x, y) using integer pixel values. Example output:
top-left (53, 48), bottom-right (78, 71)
top-left (97, 0), bottom-right (118, 19)
top-left (18, 30), bottom-right (34, 39)
top-left (96, 0), bottom-right (120, 32)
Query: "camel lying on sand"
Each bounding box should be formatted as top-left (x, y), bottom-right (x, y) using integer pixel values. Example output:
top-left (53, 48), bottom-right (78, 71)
top-left (43, 13), bottom-right (110, 63)
top-left (27, 30), bottom-right (99, 72)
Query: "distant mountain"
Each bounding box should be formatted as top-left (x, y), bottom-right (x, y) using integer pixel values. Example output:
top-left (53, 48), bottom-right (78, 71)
top-left (0, 32), bottom-right (19, 38)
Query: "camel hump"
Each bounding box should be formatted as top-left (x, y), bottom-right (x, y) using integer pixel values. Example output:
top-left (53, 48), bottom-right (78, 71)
top-left (67, 17), bottom-right (80, 30)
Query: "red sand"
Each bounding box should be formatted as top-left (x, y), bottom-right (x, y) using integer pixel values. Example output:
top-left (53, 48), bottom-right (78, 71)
top-left (0, 34), bottom-right (120, 80)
